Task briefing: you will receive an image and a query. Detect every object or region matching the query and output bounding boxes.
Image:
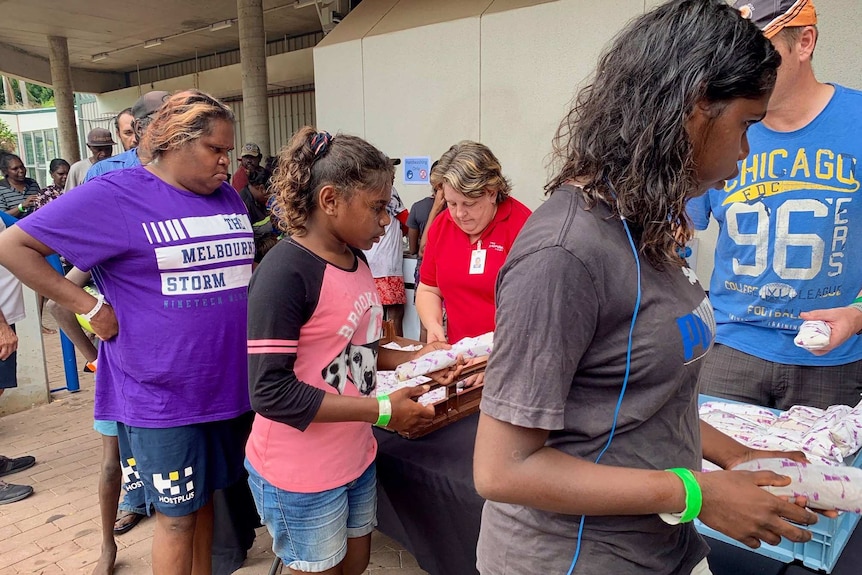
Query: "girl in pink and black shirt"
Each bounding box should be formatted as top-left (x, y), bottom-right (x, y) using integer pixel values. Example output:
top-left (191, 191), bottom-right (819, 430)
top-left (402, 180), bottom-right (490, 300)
top-left (246, 127), bottom-right (449, 575)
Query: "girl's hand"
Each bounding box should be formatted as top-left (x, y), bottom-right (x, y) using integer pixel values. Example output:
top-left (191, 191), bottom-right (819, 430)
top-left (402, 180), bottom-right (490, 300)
top-left (724, 450), bottom-right (839, 519)
top-left (723, 448), bottom-right (808, 470)
top-left (412, 341), bottom-right (460, 386)
top-left (90, 304), bottom-right (119, 341)
top-left (696, 469), bottom-right (818, 549)
top-left (461, 371), bottom-right (484, 389)
top-left (411, 340), bottom-right (450, 359)
top-left (387, 385), bottom-right (436, 432)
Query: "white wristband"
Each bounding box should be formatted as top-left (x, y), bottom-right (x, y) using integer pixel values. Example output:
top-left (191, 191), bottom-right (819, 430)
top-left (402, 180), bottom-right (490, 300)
top-left (83, 293), bottom-right (106, 321)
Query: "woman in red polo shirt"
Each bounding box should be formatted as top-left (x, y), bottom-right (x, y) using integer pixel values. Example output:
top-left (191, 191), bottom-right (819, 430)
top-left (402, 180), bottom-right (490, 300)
top-left (416, 141), bottom-right (531, 349)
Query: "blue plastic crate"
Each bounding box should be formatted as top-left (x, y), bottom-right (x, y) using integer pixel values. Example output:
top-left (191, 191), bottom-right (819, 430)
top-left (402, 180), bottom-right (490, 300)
top-left (695, 395), bottom-right (862, 573)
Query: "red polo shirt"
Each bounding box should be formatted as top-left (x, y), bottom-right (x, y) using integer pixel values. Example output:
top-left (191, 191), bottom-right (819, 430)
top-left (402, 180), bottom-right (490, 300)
top-left (232, 166), bottom-right (249, 192)
top-left (420, 197), bottom-right (531, 343)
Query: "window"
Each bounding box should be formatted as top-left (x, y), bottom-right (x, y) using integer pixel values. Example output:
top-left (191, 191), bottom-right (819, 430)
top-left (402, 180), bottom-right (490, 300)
top-left (17, 128), bottom-right (62, 188)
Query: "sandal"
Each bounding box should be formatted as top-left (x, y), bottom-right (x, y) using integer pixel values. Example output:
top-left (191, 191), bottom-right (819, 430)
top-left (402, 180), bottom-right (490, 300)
top-left (114, 510), bottom-right (145, 535)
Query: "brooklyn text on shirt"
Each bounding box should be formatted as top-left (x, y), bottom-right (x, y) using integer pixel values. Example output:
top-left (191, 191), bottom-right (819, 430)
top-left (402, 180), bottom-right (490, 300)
top-left (337, 290), bottom-right (383, 342)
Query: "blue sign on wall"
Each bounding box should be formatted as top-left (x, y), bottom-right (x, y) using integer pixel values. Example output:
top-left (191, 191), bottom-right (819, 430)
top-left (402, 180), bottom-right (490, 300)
top-left (403, 156), bottom-right (431, 185)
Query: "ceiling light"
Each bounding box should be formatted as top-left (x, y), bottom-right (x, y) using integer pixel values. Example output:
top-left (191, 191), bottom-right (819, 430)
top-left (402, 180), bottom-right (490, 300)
top-left (209, 20), bottom-right (233, 32)
top-left (144, 38), bottom-right (163, 48)
top-left (91, 53), bottom-right (108, 62)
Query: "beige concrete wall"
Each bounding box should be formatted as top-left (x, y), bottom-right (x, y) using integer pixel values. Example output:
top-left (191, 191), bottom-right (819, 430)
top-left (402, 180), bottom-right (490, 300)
top-left (480, 0), bottom-right (640, 205)
top-left (313, 0), bottom-right (640, 210)
top-left (314, 39), bottom-right (366, 137)
top-left (363, 17), bottom-right (482, 165)
top-left (315, 0), bottom-right (862, 280)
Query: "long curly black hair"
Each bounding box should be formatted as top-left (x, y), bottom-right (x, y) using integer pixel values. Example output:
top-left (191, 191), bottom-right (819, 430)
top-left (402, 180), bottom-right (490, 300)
top-left (547, 0), bottom-right (780, 268)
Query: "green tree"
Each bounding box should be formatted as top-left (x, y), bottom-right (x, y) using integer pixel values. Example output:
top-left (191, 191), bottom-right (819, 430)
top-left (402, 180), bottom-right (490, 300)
top-left (0, 79), bottom-right (55, 108)
top-left (0, 118), bottom-right (16, 152)
top-left (27, 83), bottom-right (55, 106)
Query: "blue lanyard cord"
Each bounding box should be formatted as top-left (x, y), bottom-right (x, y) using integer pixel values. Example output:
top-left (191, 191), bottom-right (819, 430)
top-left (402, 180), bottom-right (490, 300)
top-left (566, 213), bottom-right (642, 575)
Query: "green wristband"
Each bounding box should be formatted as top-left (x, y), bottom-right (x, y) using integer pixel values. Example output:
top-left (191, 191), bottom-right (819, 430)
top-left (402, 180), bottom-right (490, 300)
top-left (17, 203), bottom-right (27, 213)
top-left (666, 468), bottom-right (702, 523)
top-left (375, 394), bottom-right (392, 427)
top-left (852, 296), bottom-right (862, 305)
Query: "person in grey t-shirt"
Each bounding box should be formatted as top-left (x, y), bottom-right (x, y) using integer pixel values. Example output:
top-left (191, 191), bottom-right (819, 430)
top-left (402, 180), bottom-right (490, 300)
top-left (473, 2), bottom-right (825, 574)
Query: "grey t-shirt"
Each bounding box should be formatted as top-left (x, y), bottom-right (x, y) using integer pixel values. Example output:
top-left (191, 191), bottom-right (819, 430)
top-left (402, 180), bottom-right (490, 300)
top-left (65, 158), bottom-right (95, 191)
top-left (477, 186), bottom-right (715, 575)
top-left (407, 196), bottom-right (434, 238)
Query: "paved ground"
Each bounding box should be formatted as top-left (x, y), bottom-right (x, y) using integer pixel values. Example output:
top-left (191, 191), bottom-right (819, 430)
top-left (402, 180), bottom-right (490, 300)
top-left (0, 317), bottom-right (427, 575)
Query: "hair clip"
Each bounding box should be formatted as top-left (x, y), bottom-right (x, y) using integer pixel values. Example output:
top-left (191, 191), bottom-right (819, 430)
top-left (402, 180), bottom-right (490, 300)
top-left (310, 131), bottom-right (333, 159)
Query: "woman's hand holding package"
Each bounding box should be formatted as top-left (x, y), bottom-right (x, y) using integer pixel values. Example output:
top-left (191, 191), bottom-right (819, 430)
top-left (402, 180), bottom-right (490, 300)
top-left (696, 469), bottom-right (818, 549)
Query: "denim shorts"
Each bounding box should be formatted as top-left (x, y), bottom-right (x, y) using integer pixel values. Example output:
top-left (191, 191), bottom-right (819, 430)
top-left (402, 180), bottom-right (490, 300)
top-left (246, 459), bottom-right (377, 572)
top-left (117, 414), bottom-right (248, 517)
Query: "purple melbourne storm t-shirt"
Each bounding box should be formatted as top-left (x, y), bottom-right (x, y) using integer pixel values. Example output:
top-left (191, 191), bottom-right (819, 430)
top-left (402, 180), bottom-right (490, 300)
top-left (18, 166), bottom-right (253, 428)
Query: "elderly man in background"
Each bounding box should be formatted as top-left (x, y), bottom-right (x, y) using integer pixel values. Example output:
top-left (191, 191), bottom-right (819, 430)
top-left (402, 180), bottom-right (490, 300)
top-left (65, 128), bottom-right (116, 191)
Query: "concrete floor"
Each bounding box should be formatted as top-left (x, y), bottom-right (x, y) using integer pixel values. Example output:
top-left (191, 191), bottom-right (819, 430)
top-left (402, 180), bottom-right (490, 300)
top-left (0, 318), bottom-right (428, 575)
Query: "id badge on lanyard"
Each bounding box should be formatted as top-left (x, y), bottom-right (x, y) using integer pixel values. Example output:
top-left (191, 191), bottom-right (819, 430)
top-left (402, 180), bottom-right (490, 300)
top-left (469, 240), bottom-right (487, 275)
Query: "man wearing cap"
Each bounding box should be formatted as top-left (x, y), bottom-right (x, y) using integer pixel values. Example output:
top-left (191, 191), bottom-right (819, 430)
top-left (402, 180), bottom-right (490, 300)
top-left (230, 142), bottom-right (262, 193)
top-left (64, 128), bottom-right (116, 191)
top-left (688, 0), bottom-right (862, 410)
top-left (86, 91), bottom-right (170, 182)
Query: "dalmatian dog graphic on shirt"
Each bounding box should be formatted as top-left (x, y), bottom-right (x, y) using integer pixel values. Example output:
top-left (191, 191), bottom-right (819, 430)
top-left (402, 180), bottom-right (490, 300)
top-left (322, 294), bottom-right (383, 396)
top-left (322, 342), bottom-right (379, 396)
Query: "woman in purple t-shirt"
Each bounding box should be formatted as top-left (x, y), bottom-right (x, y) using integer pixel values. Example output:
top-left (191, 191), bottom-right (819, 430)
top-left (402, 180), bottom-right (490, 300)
top-left (0, 90), bottom-right (253, 575)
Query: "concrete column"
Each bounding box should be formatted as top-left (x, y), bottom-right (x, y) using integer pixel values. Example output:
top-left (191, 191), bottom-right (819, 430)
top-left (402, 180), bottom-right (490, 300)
top-left (48, 36), bottom-right (81, 163)
top-left (237, 0), bottom-right (270, 157)
top-left (2, 76), bottom-right (15, 106)
top-left (19, 81), bottom-right (30, 107)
